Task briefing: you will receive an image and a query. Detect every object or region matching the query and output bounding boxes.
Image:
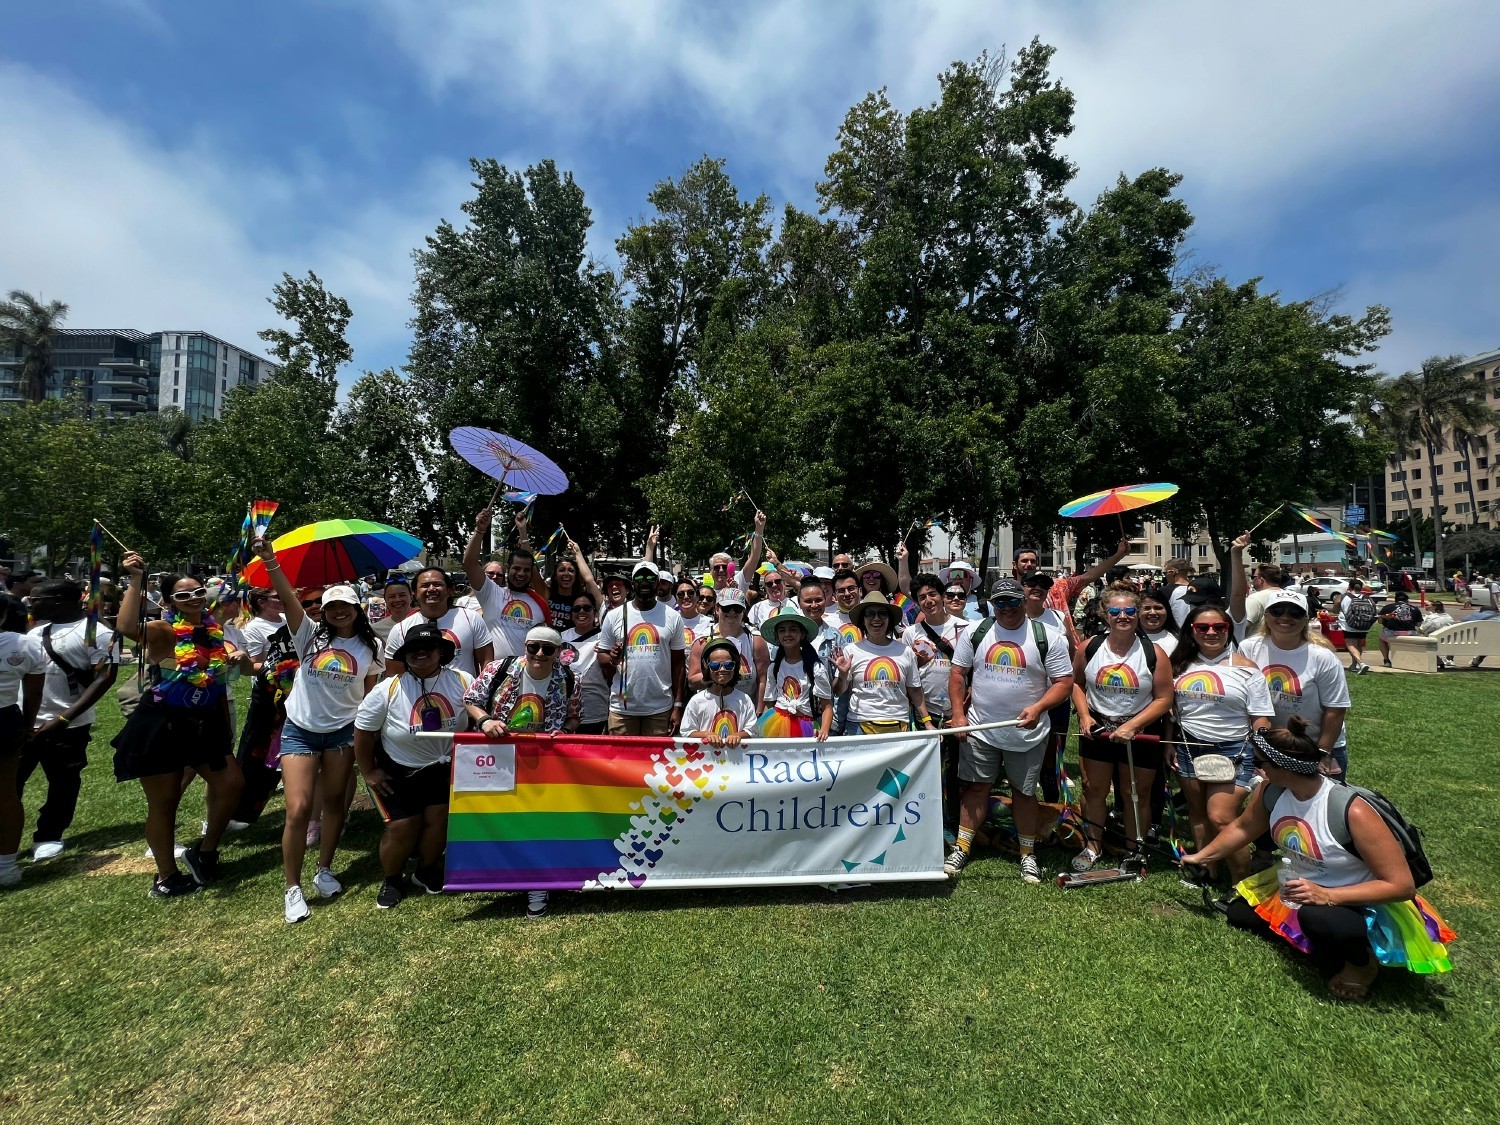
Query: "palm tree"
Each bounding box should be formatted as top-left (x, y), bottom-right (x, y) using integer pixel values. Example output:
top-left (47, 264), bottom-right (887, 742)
top-left (0, 290), bottom-right (70, 403)
top-left (1395, 355), bottom-right (1500, 582)
top-left (1358, 380), bottom-right (1422, 565)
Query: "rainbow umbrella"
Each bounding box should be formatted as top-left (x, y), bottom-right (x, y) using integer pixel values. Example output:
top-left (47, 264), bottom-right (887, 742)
top-left (1058, 481), bottom-right (1179, 539)
top-left (241, 520), bottom-right (423, 588)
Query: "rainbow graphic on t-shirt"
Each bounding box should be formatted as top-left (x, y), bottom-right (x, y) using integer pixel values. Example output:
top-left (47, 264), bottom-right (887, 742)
top-left (502, 598), bottom-right (534, 622)
top-left (409, 692), bottom-right (456, 728)
top-left (1263, 665), bottom-right (1302, 698)
top-left (1274, 815), bottom-right (1323, 860)
top-left (838, 622), bottom-right (863, 646)
top-left (627, 622), bottom-right (660, 649)
top-left (442, 628), bottom-right (463, 654)
top-left (308, 647), bottom-right (357, 675)
top-left (863, 655), bottom-right (902, 683)
top-left (711, 710), bottom-right (740, 741)
top-left (1095, 663), bottom-right (1139, 689)
top-left (984, 641), bottom-right (1026, 669)
top-left (508, 692), bottom-right (547, 732)
top-left (1176, 670), bottom-right (1225, 696)
top-left (781, 676), bottom-right (802, 700)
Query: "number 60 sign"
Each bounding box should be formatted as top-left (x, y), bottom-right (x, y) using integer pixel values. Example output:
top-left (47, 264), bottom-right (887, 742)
top-left (453, 742), bottom-right (516, 792)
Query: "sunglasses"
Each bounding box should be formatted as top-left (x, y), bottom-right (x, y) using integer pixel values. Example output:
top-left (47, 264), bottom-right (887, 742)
top-left (835, 587), bottom-right (859, 596)
top-left (863, 609), bottom-right (890, 619)
top-left (943, 590), bottom-right (967, 599)
top-left (706, 659), bottom-right (737, 671)
top-left (720, 605), bottom-right (745, 614)
top-left (697, 594), bottom-right (715, 603)
top-left (571, 603), bottom-right (595, 614)
top-left (171, 588), bottom-right (209, 601)
top-left (1106, 606), bottom-right (1138, 617)
top-left (300, 599), bottom-right (321, 609)
top-left (1192, 622), bottom-right (1230, 634)
top-left (994, 597), bottom-right (1023, 608)
top-left (1266, 605), bottom-right (1307, 620)
top-left (525, 642), bottom-right (558, 656)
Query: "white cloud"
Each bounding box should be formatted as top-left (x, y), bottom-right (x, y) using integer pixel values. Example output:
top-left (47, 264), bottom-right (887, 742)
top-left (0, 62), bottom-right (467, 383)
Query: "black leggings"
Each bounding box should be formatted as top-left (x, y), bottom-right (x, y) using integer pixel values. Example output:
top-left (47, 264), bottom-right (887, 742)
top-left (1226, 896), bottom-right (1372, 978)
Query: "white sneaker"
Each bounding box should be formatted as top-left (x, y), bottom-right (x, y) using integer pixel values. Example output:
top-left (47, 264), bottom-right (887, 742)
top-left (284, 885), bottom-right (311, 924)
top-left (144, 844), bottom-right (189, 859)
top-left (1019, 855), bottom-right (1042, 885)
top-left (32, 841), bottom-right (64, 862)
top-left (312, 867), bottom-right (343, 899)
top-left (226, 820), bottom-right (251, 833)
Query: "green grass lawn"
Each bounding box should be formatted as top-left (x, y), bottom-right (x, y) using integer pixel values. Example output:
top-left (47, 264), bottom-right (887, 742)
top-left (3, 671), bottom-right (1497, 1124)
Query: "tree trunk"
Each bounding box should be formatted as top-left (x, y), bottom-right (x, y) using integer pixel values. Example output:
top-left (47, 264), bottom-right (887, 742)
top-left (1399, 453), bottom-right (1421, 566)
top-left (978, 519), bottom-right (994, 590)
top-left (1425, 439), bottom-right (1445, 581)
top-left (1206, 510), bottom-right (1229, 584)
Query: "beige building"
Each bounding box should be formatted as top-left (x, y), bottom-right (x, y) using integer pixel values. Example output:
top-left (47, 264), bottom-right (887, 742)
top-left (1384, 346), bottom-right (1500, 535)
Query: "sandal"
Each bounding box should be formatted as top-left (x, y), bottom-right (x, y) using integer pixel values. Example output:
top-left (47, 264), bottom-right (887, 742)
top-left (1071, 847), bottom-right (1101, 873)
top-left (1327, 963), bottom-right (1378, 1001)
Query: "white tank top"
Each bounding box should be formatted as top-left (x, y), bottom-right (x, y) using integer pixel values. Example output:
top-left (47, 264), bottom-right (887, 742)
top-left (1083, 635), bottom-right (1154, 721)
top-left (1269, 777), bottom-right (1372, 889)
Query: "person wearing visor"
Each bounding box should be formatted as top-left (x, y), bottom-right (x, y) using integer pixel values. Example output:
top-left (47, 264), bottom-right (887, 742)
top-left (596, 561), bottom-right (687, 736)
top-left (355, 621), bottom-right (473, 911)
top-left (465, 625), bottom-right (580, 737)
top-left (111, 554), bottom-right (245, 898)
top-left (1239, 587), bottom-right (1352, 780)
top-left (946, 577), bottom-right (1072, 882)
top-left (254, 540), bottom-right (382, 923)
top-left (686, 587), bottom-right (768, 704)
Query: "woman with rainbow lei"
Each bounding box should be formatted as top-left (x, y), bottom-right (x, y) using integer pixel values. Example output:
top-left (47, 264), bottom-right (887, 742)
top-left (111, 552), bottom-right (244, 898)
top-left (253, 539), bottom-right (382, 925)
top-left (1180, 718), bottom-right (1456, 1001)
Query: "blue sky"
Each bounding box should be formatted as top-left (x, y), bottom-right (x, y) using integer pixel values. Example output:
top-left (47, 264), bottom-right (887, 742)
top-left (5, 1), bottom-right (1499, 388)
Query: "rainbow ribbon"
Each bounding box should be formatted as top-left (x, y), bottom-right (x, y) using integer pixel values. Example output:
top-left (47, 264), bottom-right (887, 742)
top-left (84, 523), bottom-right (103, 647)
top-left (1289, 504), bottom-right (1357, 548)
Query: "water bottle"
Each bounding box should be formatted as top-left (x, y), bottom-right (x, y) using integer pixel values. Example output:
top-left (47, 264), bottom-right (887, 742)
top-left (1275, 855), bottom-right (1295, 899)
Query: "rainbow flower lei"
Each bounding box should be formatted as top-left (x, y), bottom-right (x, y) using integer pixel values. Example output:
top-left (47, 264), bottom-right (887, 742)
top-left (164, 608), bottom-right (228, 688)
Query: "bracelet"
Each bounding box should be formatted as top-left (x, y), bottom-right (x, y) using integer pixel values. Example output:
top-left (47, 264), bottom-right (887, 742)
top-left (264, 562), bottom-right (281, 571)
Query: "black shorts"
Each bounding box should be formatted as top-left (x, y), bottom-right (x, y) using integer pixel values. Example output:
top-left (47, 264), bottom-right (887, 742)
top-left (1343, 632), bottom-right (1368, 641)
top-left (111, 698), bottom-right (232, 781)
top-left (368, 745), bottom-right (450, 823)
top-left (0, 705), bottom-right (26, 758)
top-left (1078, 718), bottom-right (1165, 769)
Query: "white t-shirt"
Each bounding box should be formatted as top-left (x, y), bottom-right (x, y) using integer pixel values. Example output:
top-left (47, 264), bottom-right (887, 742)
top-left (1238, 636), bottom-right (1351, 749)
top-left (1144, 629), bottom-right (1179, 657)
top-left (1172, 652), bottom-right (1275, 743)
top-left (1083, 636), bottom-right (1157, 722)
top-left (1169, 585), bottom-right (1192, 628)
top-left (384, 607), bottom-right (493, 678)
top-left (1244, 587), bottom-right (1280, 630)
top-left (506, 671), bottom-right (556, 733)
top-left (844, 639), bottom-right (920, 722)
top-left (679, 613), bottom-right (708, 654)
top-left (240, 615), bottom-right (285, 661)
top-left (0, 632), bottom-right (45, 709)
top-left (562, 627), bottom-right (609, 725)
top-left (952, 619), bottom-right (1070, 751)
top-left (29, 621), bottom-right (118, 727)
top-left (681, 688), bottom-right (758, 740)
top-left (285, 616), bottom-right (379, 733)
top-left (748, 596), bottom-right (792, 628)
top-left (474, 579), bottom-right (552, 659)
top-left (901, 616), bottom-right (968, 715)
top-left (599, 601), bottom-right (686, 715)
top-left (765, 649), bottom-right (833, 718)
top-left (355, 668), bottom-right (474, 769)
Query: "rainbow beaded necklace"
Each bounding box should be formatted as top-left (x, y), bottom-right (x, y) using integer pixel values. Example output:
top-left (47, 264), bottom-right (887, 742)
top-left (163, 608), bottom-right (228, 688)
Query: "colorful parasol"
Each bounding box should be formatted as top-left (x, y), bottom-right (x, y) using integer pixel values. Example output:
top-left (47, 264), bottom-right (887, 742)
top-left (449, 427), bottom-right (569, 505)
top-left (1058, 481), bottom-right (1179, 538)
top-left (241, 520), bottom-right (423, 588)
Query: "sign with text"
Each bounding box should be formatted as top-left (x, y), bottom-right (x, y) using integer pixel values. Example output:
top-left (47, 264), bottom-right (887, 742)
top-left (453, 741), bottom-right (516, 793)
top-left (445, 733), bottom-right (944, 890)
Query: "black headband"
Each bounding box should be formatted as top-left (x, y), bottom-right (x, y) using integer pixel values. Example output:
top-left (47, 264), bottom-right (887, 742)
top-left (1251, 730), bottom-right (1321, 775)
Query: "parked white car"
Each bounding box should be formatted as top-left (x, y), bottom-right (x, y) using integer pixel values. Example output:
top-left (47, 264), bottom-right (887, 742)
top-left (1300, 577), bottom-right (1387, 606)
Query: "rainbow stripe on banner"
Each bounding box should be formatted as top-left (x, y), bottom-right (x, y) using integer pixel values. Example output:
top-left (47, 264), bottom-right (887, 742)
top-left (447, 735), bottom-right (672, 891)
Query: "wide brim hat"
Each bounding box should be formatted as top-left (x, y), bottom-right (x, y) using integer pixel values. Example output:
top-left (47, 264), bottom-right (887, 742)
top-left (758, 607), bottom-right (819, 645)
top-left (849, 591), bottom-right (896, 631)
top-left (940, 560), bottom-right (978, 585)
top-left (855, 560), bottom-right (898, 588)
top-left (391, 620), bottom-right (457, 665)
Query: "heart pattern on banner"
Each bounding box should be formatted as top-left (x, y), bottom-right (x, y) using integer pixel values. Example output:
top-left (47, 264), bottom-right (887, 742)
top-left (593, 742), bottom-right (731, 888)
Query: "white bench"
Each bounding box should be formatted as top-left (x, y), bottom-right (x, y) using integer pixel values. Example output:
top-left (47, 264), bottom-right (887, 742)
top-left (1388, 619), bottom-right (1500, 673)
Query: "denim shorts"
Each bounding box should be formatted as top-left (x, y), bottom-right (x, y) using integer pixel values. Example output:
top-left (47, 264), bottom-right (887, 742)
top-left (278, 719), bottom-right (357, 756)
top-left (1175, 736), bottom-right (1255, 789)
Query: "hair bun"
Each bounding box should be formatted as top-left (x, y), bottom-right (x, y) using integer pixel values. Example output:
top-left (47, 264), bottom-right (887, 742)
top-left (1286, 715), bottom-right (1309, 738)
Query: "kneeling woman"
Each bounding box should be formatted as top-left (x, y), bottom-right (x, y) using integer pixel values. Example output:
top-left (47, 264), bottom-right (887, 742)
top-left (1182, 719), bottom-right (1456, 999)
top-left (254, 541), bottom-right (381, 924)
top-left (354, 623), bottom-right (473, 911)
top-left (112, 553), bottom-right (244, 897)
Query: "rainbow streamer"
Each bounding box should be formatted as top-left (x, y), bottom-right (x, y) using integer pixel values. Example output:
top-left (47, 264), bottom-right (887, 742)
top-left (225, 506), bottom-right (253, 577)
top-left (1289, 504), bottom-right (1357, 548)
top-left (84, 523), bottom-right (103, 647)
top-left (504, 489), bottom-right (538, 505)
top-left (447, 735), bottom-right (673, 891)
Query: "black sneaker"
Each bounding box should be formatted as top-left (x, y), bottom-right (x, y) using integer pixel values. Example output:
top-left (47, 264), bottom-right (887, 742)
top-left (150, 872), bottom-right (201, 899)
top-left (411, 861), bottom-right (445, 895)
top-left (376, 877), bottom-right (405, 910)
top-left (180, 843), bottom-right (221, 886)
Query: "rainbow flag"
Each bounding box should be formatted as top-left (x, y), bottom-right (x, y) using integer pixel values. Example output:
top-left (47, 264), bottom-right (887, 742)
top-left (447, 734), bottom-right (677, 891)
top-left (84, 523), bottom-right (103, 647)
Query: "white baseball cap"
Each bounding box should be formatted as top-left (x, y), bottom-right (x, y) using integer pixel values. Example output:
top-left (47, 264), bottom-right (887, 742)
top-left (632, 560), bottom-right (661, 579)
top-left (320, 585), bottom-right (360, 608)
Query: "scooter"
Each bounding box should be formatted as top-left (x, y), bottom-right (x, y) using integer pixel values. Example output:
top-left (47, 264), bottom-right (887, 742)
top-left (1057, 731), bottom-right (1159, 889)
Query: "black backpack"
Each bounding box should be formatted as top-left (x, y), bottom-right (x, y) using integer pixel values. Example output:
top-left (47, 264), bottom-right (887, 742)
top-left (1084, 632), bottom-right (1157, 675)
top-left (1263, 781), bottom-right (1432, 889)
top-left (1343, 594), bottom-right (1377, 632)
top-left (964, 617), bottom-right (1050, 683)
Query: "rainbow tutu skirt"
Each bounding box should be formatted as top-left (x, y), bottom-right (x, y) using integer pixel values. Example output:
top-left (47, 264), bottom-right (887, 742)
top-left (1235, 867), bottom-right (1457, 974)
top-left (756, 707), bottom-right (814, 739)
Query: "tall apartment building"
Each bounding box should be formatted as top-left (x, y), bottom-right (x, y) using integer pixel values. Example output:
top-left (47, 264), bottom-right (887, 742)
top-left (0, 328), bottom-right (279, 421)
top-left (1384, 346), bottom-right (1500, 535)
